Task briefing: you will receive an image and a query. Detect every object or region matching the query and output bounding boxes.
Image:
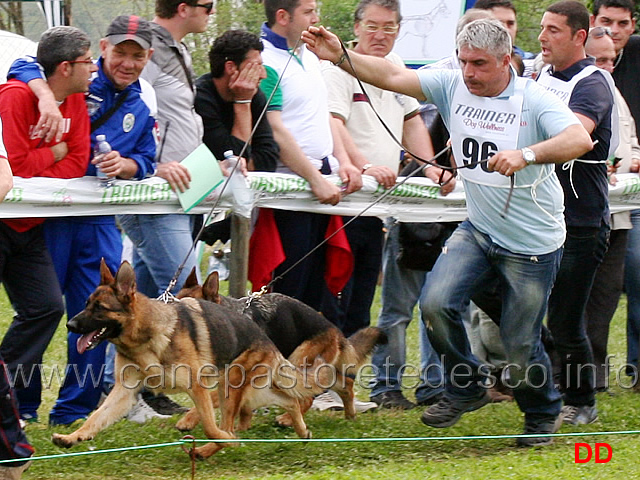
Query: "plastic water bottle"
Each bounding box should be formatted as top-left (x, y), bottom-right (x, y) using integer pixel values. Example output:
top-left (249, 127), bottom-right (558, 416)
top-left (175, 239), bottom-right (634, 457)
top-left (94, 134), bottom-right (114, 188)
top-left (223, 150), bottom-right (253, 218)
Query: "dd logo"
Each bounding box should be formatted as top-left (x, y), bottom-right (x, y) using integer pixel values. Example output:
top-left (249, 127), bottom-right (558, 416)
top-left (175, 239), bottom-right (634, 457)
top-left (574, 443), bottom-right (612, 463)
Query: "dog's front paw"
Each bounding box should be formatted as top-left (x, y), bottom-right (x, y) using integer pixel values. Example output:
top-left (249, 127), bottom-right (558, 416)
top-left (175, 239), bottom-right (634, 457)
top-left (193, 443), bottom-right (225, 459)
top-left (176, 409), bottom-right (200, 432)
top-left (52, 433), bottom-right (78, 448)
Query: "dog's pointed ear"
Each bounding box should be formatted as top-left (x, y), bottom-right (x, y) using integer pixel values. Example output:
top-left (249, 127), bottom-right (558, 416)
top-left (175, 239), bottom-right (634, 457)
top-left (184, 267), bottom-right (199, 289)
top-left (100, 258), bottom-right (115, 285)
top-left (202, 271), bottom-right (221, 304)
top-left (115, 261), bottom-right (137, 298)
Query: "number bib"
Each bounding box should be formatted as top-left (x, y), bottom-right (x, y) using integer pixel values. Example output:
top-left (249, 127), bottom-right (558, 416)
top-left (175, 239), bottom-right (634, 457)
top-left (450, 79), bottom-right (525, 187)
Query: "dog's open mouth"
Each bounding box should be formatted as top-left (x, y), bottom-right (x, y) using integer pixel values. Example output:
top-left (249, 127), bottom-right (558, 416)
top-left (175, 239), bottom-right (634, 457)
top-left (77, 327), bottom-right (108, 354)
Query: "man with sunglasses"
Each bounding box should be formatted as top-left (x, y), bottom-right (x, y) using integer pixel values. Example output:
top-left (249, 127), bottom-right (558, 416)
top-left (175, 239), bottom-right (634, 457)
top-left (0, 26), bottom-right (94, 422)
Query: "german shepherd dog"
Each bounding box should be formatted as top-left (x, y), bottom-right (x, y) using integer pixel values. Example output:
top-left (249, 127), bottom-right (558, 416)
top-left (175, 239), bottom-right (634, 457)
top-left (176, 268), bottom-right (386, 428)
top-left (51, 260), bottom-right (326, 459)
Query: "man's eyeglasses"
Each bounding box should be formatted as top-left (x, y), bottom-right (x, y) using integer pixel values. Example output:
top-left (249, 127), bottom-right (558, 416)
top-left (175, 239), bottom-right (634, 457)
top-left (68, 57), bottom-right (94, 65)
top-left (361, 23), bottom-right (399, 35)
top-left (193, 2), bottom-right (214, 13)
top-left (589, 26), bottom-right (613, 39)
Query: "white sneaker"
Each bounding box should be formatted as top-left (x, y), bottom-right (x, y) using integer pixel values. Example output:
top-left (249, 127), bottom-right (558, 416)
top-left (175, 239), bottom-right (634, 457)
top-left (310, 391), bottom-right (378, 413)
top-left (353, 399), bottom-right (378, 413)
top-left (310, 390), bottom-right (344, 411)
top-left (126, 395), bottom-right (171, 424)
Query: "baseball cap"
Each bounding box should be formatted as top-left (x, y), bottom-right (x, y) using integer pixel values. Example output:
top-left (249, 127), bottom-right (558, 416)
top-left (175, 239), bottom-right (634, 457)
top-left (106, 15), bottom-right (152, 50)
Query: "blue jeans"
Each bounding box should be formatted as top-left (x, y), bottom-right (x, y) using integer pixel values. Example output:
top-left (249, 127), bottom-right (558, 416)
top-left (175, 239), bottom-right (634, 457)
top-left (625, 209), bottom-right (640, 376)
top-left (420, 220), bottom-right (563, 418)
top-left (117, 214), bottom-right (197, 297)
top-left (547, 224), bottom-right (609, 407)
top-left (369, 219), bottom-right (443, 403)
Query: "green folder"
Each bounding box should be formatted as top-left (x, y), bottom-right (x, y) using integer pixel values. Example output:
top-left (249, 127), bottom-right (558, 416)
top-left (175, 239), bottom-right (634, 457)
top-left (176, 144), bottom-right (224, 213)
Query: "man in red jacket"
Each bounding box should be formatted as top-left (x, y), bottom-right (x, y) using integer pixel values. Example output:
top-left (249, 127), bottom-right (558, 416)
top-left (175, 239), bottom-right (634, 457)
top-left (0, 25), bottom-right (95, 421)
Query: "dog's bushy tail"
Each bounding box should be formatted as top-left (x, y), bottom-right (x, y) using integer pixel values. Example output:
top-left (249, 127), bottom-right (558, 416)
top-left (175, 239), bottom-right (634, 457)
top-left (271, 353), bottom-right (331, 399)
top-left (338, 327), bottom-right (387, 377)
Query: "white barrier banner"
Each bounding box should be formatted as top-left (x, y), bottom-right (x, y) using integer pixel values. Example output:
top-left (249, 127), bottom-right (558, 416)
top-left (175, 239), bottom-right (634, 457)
top-left (0, 172), bottom-right (638, 222)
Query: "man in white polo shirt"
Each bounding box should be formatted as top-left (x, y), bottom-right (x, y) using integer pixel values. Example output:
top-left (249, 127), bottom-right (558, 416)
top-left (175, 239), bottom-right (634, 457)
top-left (259, 0), bottom-right (361, 311)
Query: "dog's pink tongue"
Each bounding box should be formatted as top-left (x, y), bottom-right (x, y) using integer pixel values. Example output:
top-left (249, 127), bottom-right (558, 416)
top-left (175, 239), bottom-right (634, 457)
top-left (77, 331), bottom-right (98, 354)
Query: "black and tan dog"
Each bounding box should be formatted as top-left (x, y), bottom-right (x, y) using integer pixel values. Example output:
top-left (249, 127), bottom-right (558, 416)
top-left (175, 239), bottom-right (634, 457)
top-left (51, 260), bottom-right (325, 459)
top-left (177, 268), bottom-right (386, 427)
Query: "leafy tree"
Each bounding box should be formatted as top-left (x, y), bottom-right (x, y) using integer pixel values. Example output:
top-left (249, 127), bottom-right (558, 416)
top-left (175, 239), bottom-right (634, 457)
top-left (318, 0), bottom-right (360, 44)
top-left (513, 0), bottom-right (640, 54)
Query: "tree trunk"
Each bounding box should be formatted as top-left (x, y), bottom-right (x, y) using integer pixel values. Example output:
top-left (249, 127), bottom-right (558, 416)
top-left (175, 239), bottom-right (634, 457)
top-left (0, 1), bottom-right (24, 35)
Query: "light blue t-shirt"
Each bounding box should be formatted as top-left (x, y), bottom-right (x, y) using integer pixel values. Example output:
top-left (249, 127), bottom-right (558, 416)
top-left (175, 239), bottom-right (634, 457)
top-left (417, 69), bottom-right (580, 255)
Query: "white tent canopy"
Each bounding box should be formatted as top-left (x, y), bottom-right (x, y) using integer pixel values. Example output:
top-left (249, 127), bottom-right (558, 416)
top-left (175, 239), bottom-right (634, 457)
top-left (0, 30), bottom-right (38, 83)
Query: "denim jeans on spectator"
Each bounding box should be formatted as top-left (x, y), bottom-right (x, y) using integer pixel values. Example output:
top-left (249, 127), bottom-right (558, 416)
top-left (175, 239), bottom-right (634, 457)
top-left (102, 343), bottom-right (116, 393)
top-left (625, 209), bottom-right (640, 379)
top-left (369, 219), bottom-right (443, 403)
top-left (547, 223), bottom-right (609, 407)
top-left (420, 220), bottom-right (563, 418)
top-left (117, 214), bottom-right (197, 297)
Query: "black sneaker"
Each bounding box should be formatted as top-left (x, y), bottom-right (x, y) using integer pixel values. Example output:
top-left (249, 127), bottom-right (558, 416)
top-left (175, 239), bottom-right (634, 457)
top-left (420, 392), bottom-right (490, 428)
top-left (141, 391), bottom-right (189, 415)
top-left (370, 391), bottom-right (416, 410)
top-left (517, 414), bottom-right (563, 447)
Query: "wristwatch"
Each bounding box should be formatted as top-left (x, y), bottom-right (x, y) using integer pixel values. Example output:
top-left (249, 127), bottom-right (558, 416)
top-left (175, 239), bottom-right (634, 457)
top-left (521, 147), bottom-right (536, 166)
top-left (362, 163), bottom-right (373, 173)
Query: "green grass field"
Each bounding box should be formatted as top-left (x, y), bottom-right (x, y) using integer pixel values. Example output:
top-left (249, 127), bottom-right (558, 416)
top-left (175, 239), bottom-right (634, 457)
top-left (2, 273), bottom-right (639, 479)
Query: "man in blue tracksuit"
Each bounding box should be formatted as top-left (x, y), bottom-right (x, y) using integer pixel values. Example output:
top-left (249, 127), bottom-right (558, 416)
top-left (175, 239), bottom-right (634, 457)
top-left (9, 15), bottom-right (156, 425)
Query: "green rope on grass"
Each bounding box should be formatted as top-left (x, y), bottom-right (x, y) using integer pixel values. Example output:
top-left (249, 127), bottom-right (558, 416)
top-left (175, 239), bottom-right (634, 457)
top-left (1, 429), bottom-right (638, 465)
top-left (180, 429), bottom-right (640, 443)
top-left (0, 441), bottom-right (184, 465)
